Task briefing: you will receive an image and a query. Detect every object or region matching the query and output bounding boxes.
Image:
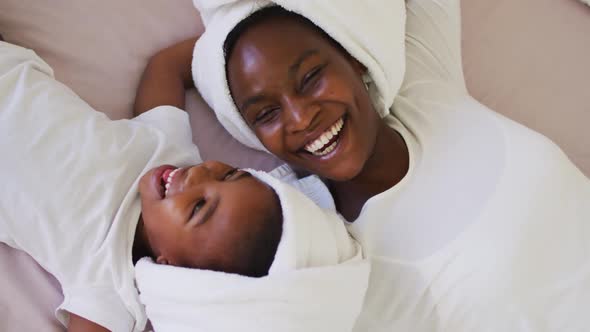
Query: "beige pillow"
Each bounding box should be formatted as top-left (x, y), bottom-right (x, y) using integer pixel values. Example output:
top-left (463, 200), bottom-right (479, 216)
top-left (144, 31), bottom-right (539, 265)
top-left (0, 0), bottom-right (281, 169)
top-left (0, 0), bottom-right (202, 120)
top-left (462, 0), bottom-right (590, 176)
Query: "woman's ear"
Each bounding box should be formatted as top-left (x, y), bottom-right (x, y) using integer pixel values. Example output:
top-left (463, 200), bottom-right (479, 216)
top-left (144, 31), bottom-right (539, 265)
top-left (349, 57), bottom-right (368, 77)
top-left (348, 57), bottom-right (371, 90)
top-left (156, 256), bottom-right (170, 265)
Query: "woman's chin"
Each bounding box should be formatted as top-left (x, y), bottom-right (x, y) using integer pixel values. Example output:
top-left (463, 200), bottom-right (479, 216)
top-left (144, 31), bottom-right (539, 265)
top-left (308, 158), bottom-right (364, 182)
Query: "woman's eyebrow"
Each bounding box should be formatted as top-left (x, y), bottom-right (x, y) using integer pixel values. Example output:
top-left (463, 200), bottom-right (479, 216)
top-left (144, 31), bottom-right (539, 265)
top-left (240, 94), bottom-right (268, 112)
top-left (288, 49), bottom-right (319, 78)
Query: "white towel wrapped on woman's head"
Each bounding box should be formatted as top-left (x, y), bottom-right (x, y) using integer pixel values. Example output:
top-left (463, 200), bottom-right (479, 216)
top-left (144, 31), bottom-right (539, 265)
top-left (191, 0), bottom-right (406, 151)
top-left (135, 170), bottom-right (369, 332)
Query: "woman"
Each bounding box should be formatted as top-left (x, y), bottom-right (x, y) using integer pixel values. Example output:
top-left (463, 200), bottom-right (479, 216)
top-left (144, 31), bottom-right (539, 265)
top-left (136, 0), bottom-right (590, 330)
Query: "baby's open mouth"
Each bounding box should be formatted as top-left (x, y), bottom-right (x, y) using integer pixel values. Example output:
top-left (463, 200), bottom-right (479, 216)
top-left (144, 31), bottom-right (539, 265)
top-left (302, 116), bottom-right (345, 157)
top-left (161, 167), bottom-right (180, 197)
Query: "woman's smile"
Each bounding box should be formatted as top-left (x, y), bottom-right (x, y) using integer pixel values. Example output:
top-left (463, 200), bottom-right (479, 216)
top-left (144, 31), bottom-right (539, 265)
top-left (302, 116), bottom-right (345, 156)
top-left (298, 114), bottom-right (350, 167)
top-left (226, 9), bottom-right (382, 182)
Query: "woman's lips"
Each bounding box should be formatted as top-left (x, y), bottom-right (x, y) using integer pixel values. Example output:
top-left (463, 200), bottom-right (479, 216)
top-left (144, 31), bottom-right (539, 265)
top-left (303, 116), bottom-right (345, 156)
top-left (299, 115), bottom-right (347, 162)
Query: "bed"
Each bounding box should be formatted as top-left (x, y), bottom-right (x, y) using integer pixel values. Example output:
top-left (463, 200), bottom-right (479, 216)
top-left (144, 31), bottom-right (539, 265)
top-left (0, 0), bottom-right (588, 330)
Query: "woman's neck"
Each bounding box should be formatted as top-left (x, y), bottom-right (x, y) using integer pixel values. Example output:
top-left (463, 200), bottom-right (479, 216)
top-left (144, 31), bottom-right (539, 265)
top-left (330, 120), bottom-right (409, 221)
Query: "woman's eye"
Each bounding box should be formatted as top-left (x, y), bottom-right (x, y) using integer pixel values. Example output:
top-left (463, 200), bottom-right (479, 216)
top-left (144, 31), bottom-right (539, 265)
top-left (192, 199), bottom-right (206, 217)
top-left (301, 65), bottom-right (324, 91)
top-left (254, 107), bottom-right (279, 125)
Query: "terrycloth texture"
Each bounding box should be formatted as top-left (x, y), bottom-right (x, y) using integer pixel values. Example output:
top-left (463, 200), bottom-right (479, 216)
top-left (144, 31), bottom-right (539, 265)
top-left (192, 0), bottom-right (406, 151)
top-left (265, 164), bottom-right (336, 211)
top-left (247, 169), bottom-right (361, 274)
top-left (135, 170), bottom-right (369, 332)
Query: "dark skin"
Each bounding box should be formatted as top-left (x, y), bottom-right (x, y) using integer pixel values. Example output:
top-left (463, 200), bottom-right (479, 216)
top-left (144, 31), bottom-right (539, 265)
top-left (67, 35), bottom-right (276, 330)
top-left (64, 36), bottom-right (201, 332)
top-left (2, 7), bottom-right (406, 330)
top-left (133, 16), bottom-right (409, 221)
top-left (226, 16), bottom-right (409, 220)
top-left (66, 161), bottom-right (280, 331)
top-left (135, 161), bottom-right (280, 270)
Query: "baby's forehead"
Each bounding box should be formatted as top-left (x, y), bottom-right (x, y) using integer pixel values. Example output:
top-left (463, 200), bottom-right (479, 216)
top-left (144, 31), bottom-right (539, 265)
top-left (248, 174), bottom-right (282, 210)
top-left (239, 171), bottom-right (283, 213)
top-left (225, 171), bottom-right (281, 215)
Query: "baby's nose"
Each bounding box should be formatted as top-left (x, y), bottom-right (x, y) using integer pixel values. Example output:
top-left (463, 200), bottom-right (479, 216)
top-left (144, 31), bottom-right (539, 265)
top-left (200, 160), bottom-right (225, 170)
top-left (185, 164), bottom-right (215, 185)
top-left (199, 160), bottom-right (233, 179)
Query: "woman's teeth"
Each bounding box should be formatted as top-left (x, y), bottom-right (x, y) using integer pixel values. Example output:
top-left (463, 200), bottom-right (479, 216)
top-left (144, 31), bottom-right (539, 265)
top-left (164, 168), bottom-right (180, 197)
top-left (304, 117), bottom-right (344, 156)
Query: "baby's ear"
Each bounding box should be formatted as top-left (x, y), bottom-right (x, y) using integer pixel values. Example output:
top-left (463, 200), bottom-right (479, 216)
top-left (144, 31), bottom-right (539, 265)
top-left (156, 256), bottom-right (170, 265)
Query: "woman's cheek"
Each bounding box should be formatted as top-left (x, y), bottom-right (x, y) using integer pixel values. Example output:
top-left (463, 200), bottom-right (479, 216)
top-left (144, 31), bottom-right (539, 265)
top-left (316, 81), bottom-right (334, 98)
top-left (257, 124), bottom-right (282, 151)
top-left (315, 74), bottom-right (338, 97)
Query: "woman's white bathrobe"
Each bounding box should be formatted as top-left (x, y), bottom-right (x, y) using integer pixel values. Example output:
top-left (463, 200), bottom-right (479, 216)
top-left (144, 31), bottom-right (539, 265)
top-left (191, 0), bottom-right (590, 331)
top-left (347, 1), bottom-right (590, 331)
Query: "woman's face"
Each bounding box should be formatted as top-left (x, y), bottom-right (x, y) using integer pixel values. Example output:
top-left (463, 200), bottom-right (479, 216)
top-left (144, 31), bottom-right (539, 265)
top-left (226, 15), bottom-right (381, 181)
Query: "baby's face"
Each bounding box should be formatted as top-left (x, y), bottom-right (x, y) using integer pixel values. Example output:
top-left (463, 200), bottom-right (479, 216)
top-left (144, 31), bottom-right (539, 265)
top-left (138, 161), bottom-right (280, 271)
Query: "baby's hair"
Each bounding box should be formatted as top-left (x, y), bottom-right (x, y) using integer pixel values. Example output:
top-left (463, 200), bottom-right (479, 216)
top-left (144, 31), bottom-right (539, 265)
top-left (223, 5), bottom-right (347, 64)
top-left (136, 188), bottom-right (282, 278)
top-left (228, 188), bottom-right (283, 277)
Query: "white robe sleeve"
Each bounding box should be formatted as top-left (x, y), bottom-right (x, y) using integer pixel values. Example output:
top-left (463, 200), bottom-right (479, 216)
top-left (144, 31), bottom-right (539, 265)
top-left (0, 41), bottom-right (53, 79)
top-left (400, 0), bottom-right (467, 96)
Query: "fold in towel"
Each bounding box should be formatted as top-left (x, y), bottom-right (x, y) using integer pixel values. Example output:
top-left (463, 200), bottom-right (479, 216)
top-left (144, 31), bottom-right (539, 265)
top-left (191, 0), bottom-right (406, 151)
top-left (247, 169), bottom-right (360, 274)
top-left (135, 171), bottom-right (370, 332)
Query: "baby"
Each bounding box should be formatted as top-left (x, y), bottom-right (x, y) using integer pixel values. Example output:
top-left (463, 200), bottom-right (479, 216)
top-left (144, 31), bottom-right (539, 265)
top-left (133, 166), bottom-right (368, 332)
top-left (134, 162), bottom-right (284, 279)
top-left (0, 40), bottom-right (363, 332)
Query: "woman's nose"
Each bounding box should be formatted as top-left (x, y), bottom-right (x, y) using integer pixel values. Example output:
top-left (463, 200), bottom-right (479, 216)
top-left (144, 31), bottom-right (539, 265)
top-left (284, 99), bottom-right (320, 134)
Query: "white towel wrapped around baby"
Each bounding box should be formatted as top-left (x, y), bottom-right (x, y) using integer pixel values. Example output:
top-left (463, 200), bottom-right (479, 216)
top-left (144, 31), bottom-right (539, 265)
top-left (135, 170), bottom-right (370, 332)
